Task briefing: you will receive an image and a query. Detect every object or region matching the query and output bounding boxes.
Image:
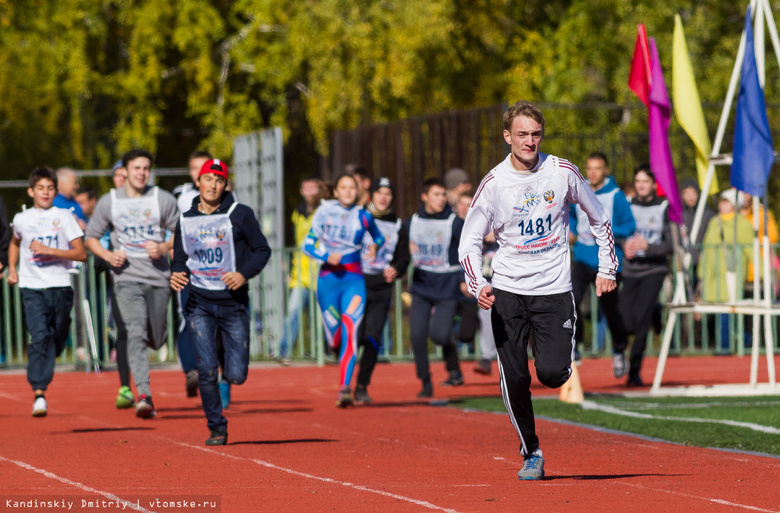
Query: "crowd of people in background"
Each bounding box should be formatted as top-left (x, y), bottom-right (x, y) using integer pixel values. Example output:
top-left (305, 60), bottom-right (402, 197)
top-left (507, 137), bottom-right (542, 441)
top-left (1, 102), bottom-right (777, 459)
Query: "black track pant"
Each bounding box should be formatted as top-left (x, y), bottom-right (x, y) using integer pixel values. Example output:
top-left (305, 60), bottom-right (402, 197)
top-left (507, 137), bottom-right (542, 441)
top-left (410, 295), bottom-right (460, 383)
top-left (356, 285), bottom-right (393, 388)
top-left (492, 288), bottom-right (576, 457)
top-left (621, 273), bottom-right (666, 378)
top-left (571, 261), bottom-right (628, 353)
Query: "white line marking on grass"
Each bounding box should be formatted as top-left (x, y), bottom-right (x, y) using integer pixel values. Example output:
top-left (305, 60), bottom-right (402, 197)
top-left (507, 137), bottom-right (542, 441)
top-left (581, 400), bottom-right (780, 434)
top-left (175, 441), bottom-right (461, 513)
top-left (0, 456), bottom-right (156, 513)
top-left (623, 482), bottom-right (780, 513)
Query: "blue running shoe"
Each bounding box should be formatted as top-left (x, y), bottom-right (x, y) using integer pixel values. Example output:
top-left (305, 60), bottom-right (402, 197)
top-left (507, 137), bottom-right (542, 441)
top-left (518, 449), bottom-right (545, 480)
top-left (219, 379), bottom-right (231, 409)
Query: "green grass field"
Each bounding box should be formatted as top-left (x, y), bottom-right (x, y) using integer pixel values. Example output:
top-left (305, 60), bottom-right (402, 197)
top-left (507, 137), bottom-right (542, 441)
top-left (458, 395), bottom-right (780, 455)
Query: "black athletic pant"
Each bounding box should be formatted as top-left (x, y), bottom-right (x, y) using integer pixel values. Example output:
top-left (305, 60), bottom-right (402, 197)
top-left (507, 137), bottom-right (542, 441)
top-left (455, 299), bottom-right (480, 343)
top-left (571, 261), bottom-right (628, 353)
top-left (492, 288), bottom-right (576, 457)
top-left (621, 272), bottom-right (666, 378)
top-left (356, 285), bottom-right (393, 388)
top-left (410, 295), bottom-right (460, 383)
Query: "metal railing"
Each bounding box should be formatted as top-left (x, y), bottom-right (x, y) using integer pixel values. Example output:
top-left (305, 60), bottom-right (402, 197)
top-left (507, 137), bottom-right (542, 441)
top-left (1, 244), bottom-right (776, 369)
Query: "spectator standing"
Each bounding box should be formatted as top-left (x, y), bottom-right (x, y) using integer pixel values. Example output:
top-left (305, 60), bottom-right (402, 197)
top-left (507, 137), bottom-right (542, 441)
top-left (621, 165), bottom-right (673, 387)
top-left (355, 177), bottom-right (409, 403)
top-left (7, 167), bottom-right (87, 416)
top-left (84, 149), bottom-right (179, 418)
top-left (278, 176), bottom-right (322, 362)
top-left (53, 168), bottom-right (88, 230)
top-left (459, 101), bottom-right (617, 480)
top-left (699, 190), bottom-right (753, 352)
top-left (407, 178), bottom-right (465, 398)
top-left (569, 152), bottom-right (635, 376)
top-left (680, 178), bottom-right (715, 286)
top-left (171, 159), bottom-right (271, 445)
top-left (0, 193), bottom-right (10, 364)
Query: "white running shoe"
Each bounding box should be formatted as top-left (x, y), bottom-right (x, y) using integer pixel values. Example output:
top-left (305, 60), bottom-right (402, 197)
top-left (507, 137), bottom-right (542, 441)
top-left (518, 449), bottom-right (544, 480)
top-left (32, 396), bottom-right (48, 417)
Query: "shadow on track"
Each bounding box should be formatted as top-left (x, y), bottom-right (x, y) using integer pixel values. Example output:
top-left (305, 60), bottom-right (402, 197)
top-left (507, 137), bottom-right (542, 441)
top-left (229, 438), bottom-right (337, 446)
top-left (544, 473), bottom-right (688, 481)
top-left (52, 427), bottom-right (156, 434)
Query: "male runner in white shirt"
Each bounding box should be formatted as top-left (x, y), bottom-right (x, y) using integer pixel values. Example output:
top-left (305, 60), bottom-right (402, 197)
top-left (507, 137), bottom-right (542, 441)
top-left (459, 101), bottom-right (617, 480)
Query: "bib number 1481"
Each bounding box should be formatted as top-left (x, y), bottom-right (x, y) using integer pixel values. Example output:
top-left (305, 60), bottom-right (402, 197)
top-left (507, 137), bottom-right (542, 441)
top-left (518, 214), bottom-right (552, 236)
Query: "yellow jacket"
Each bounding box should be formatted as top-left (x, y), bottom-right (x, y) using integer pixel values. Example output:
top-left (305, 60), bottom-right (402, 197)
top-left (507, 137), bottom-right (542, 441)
top-left (741, 205), bottom-right (779, 282)
top-left (290, 206), bottom-right (315, 289)
top-left (699, 212), bottom-right (753, 302)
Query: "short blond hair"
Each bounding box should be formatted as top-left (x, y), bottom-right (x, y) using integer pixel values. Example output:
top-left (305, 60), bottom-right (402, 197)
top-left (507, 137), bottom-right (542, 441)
top-left (503, 101), bottom-right (545, 132)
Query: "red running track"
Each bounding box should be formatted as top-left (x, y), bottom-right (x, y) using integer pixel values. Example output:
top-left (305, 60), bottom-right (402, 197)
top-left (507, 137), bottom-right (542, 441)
top-left (0, 355), bottom-right (778, 513)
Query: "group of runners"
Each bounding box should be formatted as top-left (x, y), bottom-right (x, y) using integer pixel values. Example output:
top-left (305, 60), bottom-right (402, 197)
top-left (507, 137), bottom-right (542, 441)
top-left (7, 101), bottom-right (619, 480)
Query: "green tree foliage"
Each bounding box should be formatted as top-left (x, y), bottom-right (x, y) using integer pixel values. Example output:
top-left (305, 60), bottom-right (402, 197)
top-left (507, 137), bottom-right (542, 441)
top-left (0, 0), bottom-right (765, 180)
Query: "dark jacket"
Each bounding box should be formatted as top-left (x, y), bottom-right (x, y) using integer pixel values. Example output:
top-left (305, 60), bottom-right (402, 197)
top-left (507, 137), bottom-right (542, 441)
top-left (172, 192), bottom-right (271, 305)
top-left (364, 209), bottom-right (411, 290)
top-left (0, 196), bottom-right (10, 269)
top-left (403, 204), bottom-right (464, 300)
top-left (622, 194), bottom-right (673, 278)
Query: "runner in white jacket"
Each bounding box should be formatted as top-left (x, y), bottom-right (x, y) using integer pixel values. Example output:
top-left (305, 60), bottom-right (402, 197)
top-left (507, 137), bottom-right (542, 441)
top-left (458, 101), bottom-right (617, 480)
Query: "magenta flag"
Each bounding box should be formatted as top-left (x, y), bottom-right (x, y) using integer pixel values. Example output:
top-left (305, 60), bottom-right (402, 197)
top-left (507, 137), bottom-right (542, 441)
top-left (648, 38), bottom-right (683, 224)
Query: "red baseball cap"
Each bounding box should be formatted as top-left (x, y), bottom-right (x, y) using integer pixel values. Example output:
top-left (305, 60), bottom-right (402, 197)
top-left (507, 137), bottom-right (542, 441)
top-left (199, 159), bottom-right (229, 180)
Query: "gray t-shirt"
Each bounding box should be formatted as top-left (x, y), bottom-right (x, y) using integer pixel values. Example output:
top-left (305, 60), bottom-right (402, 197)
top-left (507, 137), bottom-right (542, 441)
top-left (85, 186), bottom-right (180, 287)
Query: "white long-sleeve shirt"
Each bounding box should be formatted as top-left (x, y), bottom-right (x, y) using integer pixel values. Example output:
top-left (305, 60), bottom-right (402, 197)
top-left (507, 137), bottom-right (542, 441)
top-left (459, 153), bottom-right (617, 298)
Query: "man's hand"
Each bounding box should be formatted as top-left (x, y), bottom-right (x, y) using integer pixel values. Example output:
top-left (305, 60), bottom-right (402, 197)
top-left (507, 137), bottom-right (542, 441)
top-left (0, 262), bottom-right (3, 278)
top-left (108, 250), bottom-right (127, 268)
top-left (145, 241), bottom-right (164, 259)
top-left (29, 240), bottom-right (53, 256)
top-left (222, 271), bottom-right (246, 290)
top-left (595, 276), bottom-right (616, 297)
top-left (7, 270), bottom-right (18, 286)
top-left (326, 253), bottom-right (342, 266)
top-left (478, 285), bottom-right (495, 310)
top-left (170, 272), bottom-right (189, 292)
top-left (383, 266), bottom-right (398, 283)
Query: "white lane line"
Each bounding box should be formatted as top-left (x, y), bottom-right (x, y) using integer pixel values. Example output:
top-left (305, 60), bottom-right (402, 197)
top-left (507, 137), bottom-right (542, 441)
top-left (581, 400), bottom-right (780, 434)
top-left (0, 456), bottom-right (156, 513)
top-left (623, 482), bottom-right (780, 513)
top-left (175, 441), bottom-right (462, 513)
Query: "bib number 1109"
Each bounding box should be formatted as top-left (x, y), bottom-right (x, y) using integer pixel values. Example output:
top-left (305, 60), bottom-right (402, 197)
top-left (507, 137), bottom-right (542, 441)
top-left (518, 214), bottom-right (552, 236)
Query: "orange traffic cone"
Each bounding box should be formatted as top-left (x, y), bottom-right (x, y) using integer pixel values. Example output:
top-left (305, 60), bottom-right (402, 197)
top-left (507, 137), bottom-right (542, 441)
top-left (559, 364), bottom-right (584, 404)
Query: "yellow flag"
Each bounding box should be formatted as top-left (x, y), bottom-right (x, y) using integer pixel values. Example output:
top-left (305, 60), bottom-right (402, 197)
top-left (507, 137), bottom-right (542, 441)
top-left (673, 14), bottom-right (719, 195)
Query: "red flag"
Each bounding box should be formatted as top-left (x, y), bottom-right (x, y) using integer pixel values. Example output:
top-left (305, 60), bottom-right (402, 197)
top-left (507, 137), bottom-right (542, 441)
top-left (628, 24), bottom-right (652, 107)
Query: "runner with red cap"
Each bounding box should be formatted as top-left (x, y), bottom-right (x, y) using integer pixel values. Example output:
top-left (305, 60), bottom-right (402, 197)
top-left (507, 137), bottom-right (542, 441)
top-left (171, 158), bottom-right (271, 445)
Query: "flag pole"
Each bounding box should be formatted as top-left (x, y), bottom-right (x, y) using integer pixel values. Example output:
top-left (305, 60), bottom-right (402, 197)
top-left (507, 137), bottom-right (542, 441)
top-left (689, 2), bottom-right (753, 247)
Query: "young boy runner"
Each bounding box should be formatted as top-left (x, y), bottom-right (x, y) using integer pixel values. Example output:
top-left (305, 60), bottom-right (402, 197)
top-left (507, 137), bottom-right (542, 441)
top-left (355, 177), bottom-right (410, 403)
top-left (7, 167), bottom-right (87, 417)
top-left (85, 149), bottom-right (180, 418)
top-left (171, 159), bottom-right (271, 445)
top-left (406, 177), bottom-right (465, 398)
top-left (459, 101), bottom-right (617, 480)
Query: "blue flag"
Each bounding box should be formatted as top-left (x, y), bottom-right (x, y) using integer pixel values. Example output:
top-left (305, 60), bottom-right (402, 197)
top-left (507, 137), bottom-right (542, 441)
top-left (731, 6), bottom-right (775, 197)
